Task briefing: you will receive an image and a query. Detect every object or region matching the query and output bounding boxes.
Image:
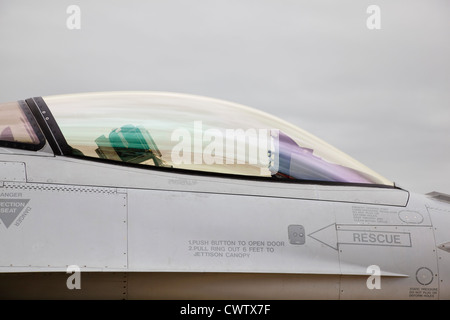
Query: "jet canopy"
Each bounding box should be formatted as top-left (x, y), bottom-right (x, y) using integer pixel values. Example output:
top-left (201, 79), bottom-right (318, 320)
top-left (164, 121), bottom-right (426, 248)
top-left (1, 92), bottom-right (393, 186)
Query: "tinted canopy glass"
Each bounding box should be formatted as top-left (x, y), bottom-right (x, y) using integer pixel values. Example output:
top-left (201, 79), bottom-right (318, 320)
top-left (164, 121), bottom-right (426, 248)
top-left (0, 101), bottom-right (45, 150)
top-left (43, 92), bottom-right (393, 186)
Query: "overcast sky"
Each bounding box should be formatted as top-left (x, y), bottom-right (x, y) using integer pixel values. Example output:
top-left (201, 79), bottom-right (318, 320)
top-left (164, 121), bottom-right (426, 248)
top-left (1, 0), bottom-right (449, 194)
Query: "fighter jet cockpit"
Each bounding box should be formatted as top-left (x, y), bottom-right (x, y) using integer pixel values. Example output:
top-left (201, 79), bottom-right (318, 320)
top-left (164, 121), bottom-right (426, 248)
top-left (1, 92), bottom-right (393, 187)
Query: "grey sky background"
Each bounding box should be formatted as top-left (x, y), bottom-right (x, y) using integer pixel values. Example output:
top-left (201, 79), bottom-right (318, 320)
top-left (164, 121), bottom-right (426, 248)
top-left (0, 0), bottom-right (449, 194)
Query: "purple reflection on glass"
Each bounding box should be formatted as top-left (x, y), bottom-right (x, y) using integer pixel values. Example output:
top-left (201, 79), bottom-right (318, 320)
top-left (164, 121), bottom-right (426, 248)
top-left (273, 131), bottom-right (373, 184)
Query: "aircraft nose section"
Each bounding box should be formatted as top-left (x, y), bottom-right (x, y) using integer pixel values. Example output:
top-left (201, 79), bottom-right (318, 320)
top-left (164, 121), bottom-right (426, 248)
top-left (426, 192), bottom-right (450, 299)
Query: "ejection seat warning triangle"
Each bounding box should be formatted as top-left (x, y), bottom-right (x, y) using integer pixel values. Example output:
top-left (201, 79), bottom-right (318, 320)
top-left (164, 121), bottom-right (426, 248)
top-left (0, 199), bottom-right (30, 228)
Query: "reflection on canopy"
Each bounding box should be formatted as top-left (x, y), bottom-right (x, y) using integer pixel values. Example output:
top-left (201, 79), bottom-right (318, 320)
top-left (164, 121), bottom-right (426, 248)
top-left (43, 91), bottom-right (393, 186)
top-left (272, 131), bottom-right (375, 184)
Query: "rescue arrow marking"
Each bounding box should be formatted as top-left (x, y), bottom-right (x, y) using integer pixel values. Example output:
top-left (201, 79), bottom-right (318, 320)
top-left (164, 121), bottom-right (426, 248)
top-left (308, 224), bottom-right (338, 251)
top-left (308, 224), bottom-right (412, 250)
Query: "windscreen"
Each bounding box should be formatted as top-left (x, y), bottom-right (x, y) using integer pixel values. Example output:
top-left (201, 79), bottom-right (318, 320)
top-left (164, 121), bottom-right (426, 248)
top-left (43, 92), bottom-right (393, 186)
top-left (0, 101), bottom-right (44, 150)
